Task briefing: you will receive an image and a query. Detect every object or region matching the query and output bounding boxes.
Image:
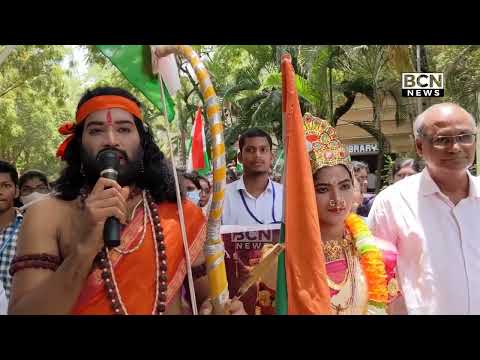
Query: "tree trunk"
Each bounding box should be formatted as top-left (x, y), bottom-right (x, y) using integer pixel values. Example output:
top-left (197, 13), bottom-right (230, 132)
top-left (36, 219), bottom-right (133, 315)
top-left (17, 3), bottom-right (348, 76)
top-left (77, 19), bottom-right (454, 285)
top-left (419, 45), bottom-right (428, 72)
top-left (329, 64), bottom-right (333, 122)
top-left (419, 45), bottom-right (432, 110)
top-left (332, 91), bottom-right (356, 126)
top-left (350, 120), bottom-right (391, 192)
top-left (369, 89), bottom-right (386, 193)
top-left (374, 107), bottom-right (385, 193)
top-left (376, 134), bottom-right (385, 192)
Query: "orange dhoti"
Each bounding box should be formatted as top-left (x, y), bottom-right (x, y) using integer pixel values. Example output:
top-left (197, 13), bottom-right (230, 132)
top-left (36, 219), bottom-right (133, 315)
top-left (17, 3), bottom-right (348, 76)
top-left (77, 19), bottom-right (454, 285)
top-left (72, 201), bottom-right (206, 315)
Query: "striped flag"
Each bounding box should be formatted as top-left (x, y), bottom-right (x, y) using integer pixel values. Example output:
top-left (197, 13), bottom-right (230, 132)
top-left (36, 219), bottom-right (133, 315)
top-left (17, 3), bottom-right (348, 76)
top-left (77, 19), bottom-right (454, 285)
top-left (187, 107), bottom-right (211, 176)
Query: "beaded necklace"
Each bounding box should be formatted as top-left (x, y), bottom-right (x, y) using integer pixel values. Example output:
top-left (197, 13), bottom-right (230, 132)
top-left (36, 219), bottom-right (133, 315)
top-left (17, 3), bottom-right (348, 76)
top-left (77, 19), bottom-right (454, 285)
top-left (96, 190), bottom-right (168, 315)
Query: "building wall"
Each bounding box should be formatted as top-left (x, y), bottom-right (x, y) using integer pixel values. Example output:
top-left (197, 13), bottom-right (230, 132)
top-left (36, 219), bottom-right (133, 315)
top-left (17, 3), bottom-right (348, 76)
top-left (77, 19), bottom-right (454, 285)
top-left (334, 93), bottom-right (416, 191)
top-left (335, 93), bottom-right (416, 156)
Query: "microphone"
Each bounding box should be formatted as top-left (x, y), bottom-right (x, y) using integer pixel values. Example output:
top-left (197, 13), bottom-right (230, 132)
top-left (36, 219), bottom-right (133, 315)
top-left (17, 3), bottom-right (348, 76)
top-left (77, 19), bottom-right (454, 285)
top-left (97, 149), bottom-right (121, 248)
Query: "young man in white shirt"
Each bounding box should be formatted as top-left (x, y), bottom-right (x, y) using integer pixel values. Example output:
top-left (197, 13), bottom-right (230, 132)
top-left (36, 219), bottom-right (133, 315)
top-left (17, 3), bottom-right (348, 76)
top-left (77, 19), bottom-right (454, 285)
top-left (221, 128), bottom-right (282, 314)
top-left (368, 103), bottom-right (480, 315)
top-left (222, 128), bottom-right (283, 225)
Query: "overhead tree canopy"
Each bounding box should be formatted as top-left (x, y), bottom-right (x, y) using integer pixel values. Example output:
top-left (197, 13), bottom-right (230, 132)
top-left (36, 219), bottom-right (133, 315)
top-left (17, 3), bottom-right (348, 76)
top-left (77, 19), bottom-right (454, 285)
top-left (2, 45), bottom-right (480, 178)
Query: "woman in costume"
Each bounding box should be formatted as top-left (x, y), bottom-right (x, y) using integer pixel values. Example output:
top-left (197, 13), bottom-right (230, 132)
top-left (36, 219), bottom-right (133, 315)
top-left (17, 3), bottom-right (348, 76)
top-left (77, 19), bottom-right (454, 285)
top-left (303, 113), bottom-right (402, 315)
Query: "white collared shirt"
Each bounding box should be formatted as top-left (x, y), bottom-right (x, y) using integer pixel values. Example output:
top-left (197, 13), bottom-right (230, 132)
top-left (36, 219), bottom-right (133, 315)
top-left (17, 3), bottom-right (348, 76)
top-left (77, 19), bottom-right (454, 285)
top-left (222, 176), bottom-right (283, 226)
top-left (368, 168), bottom-right (480, 314)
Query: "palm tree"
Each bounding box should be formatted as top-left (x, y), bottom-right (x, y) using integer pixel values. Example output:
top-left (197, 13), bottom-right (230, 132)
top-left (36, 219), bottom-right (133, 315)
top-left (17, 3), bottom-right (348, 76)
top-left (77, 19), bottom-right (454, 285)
top-left (214, 45), bottom-right (359, 152)
top-left (195, 45), bottom-right (417, 186)
top-left (211, 46), bottom-right (283, 152)
top-left (335, 45), bottom-right (415, 191)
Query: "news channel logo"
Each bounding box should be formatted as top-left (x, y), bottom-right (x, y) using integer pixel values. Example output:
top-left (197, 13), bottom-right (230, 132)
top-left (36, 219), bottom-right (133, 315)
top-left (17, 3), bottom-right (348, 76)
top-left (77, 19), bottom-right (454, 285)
top-left (402, 73), bottom-right (444, 97)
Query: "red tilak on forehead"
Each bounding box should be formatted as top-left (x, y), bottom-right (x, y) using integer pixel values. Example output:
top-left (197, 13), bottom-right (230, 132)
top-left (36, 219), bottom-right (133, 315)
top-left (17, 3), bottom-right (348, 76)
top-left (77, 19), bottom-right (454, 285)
top-left (106, 110), bottom-right (113, 126)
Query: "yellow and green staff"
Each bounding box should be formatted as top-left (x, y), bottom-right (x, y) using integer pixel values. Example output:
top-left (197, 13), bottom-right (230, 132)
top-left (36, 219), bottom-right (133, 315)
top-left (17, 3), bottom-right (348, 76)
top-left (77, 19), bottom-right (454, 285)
top-left (154, 45), bottom-right (229, 314)
top-left (96, 44), bottom-right (229, 314)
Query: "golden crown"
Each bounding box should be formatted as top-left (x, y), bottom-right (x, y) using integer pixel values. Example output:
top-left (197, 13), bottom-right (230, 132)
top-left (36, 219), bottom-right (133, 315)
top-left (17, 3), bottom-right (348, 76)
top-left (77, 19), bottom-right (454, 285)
top-left (303, 113), bottom-right (351, 174)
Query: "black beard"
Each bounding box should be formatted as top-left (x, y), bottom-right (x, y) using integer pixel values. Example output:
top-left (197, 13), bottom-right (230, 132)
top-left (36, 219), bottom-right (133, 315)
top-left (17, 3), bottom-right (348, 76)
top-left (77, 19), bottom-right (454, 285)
top-left (80, 147), bottom-right (144, 187)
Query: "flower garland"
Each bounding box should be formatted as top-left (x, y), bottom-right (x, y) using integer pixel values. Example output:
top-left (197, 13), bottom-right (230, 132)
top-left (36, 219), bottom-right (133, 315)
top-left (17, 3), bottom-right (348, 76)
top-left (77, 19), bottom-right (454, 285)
top-left (344, 213), bottom-right (388, 312)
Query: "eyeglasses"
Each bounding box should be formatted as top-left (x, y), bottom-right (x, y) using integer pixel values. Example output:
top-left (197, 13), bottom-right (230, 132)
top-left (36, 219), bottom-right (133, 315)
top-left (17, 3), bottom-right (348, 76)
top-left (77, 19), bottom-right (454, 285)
top-left (423, 133), bottom-right (476, 149)
top-left (20, 185), bottom-right (49, 196)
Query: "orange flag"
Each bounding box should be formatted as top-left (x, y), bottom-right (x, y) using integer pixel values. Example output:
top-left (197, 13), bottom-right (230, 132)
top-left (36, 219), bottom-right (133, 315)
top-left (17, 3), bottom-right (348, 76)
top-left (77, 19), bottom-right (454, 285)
top-left (280, 53), bottom-right (331, 314)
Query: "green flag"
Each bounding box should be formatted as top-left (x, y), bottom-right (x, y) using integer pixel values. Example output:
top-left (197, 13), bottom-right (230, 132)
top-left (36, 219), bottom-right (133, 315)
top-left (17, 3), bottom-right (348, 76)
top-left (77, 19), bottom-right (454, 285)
top-left (275, 223), bottom-right (288, 314)
top-left (96, 45), bottom-right (176, 122)
top-left (235, 160), bottom-right (243, 175)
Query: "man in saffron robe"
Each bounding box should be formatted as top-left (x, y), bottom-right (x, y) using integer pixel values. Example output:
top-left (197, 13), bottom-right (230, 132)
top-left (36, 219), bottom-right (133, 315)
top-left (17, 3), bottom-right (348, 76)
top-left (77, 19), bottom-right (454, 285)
top-left (8, 87), bottom-right (243, 315)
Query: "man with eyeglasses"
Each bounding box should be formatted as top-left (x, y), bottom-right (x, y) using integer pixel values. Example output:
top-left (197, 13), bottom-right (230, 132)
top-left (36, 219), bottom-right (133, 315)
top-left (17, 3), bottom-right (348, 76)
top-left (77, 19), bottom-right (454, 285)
top-left (18, 170), bottom-right (51, 210)
top-left (368, 103), bottom-right (480, 315)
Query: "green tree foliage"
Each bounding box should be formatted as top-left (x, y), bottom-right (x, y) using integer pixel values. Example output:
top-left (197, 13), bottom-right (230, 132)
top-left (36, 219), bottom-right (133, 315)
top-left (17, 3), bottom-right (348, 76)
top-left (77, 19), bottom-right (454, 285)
top-left (430, 45), bottom-right (480, 118)
top-left (0, 45), bottom-right (71, 177)
top-left (3, 44), bottom-right (480, 182)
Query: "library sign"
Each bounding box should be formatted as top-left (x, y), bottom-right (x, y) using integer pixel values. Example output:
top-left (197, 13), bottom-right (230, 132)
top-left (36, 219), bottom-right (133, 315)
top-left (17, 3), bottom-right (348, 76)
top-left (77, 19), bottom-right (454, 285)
top-left (348, 143), bottom-right (379, 155)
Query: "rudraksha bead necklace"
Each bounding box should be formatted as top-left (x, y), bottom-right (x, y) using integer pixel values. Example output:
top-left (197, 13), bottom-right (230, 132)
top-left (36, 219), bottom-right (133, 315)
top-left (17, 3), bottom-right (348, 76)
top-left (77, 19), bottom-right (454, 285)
top-left (97, 190), bottom-right (168, 315)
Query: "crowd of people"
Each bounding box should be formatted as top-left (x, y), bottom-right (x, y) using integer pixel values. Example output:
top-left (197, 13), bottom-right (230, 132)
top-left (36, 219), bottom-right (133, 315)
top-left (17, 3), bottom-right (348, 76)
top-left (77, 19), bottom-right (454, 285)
top-left (0, 85), bottom-right (478, 315)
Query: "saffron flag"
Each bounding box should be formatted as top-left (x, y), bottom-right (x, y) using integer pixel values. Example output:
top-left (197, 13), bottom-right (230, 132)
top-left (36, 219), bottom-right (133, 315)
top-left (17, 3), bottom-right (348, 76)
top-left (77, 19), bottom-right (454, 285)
top-left (276, 53), bottom-right (331, 315)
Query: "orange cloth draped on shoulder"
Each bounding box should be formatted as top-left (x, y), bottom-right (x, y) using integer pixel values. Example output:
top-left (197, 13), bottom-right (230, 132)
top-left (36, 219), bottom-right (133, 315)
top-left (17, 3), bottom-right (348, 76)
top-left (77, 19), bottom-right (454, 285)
top-left (72, 200), bottom-right (206, 315)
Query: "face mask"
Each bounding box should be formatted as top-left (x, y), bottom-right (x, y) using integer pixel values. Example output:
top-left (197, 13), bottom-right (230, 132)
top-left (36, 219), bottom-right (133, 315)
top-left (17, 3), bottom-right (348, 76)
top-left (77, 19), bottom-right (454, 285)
top-left (20, 191), bottom-right (50, 206)
top-left (186, 190), bottom-right (200, 205)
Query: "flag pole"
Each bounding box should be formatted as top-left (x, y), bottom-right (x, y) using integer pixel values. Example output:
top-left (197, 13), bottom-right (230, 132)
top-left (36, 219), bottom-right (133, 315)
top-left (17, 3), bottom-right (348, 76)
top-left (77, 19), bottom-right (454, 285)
top-left (415, 45), bottom-right (423, 116)
top-left (158, 74), bottom-right (199, 315)
top-left (276, 54), bottom-right (289, 315)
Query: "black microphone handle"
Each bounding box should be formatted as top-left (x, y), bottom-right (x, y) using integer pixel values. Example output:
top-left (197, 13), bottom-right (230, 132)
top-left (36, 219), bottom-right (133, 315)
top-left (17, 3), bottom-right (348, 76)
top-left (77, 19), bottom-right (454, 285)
top-left (101, 169), bottom-right (121, 248)
top-left (104, 216), bottom-right (121, 247)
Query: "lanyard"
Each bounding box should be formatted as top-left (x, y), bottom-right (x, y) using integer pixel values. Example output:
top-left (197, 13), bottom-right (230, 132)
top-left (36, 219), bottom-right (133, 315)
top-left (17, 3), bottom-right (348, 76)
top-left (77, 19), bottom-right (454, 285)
top-left (239, 183), bottom-right (279, 224)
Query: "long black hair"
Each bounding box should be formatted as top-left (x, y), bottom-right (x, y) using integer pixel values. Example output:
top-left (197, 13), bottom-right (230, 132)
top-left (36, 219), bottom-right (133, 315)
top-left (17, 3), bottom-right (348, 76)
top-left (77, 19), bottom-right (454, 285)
top-left (54, 87), bottom-right (178, 203)
top-left (182, 172), bottom-right (201, 190)
top-left (0, 160), bottom-right (18, 185)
